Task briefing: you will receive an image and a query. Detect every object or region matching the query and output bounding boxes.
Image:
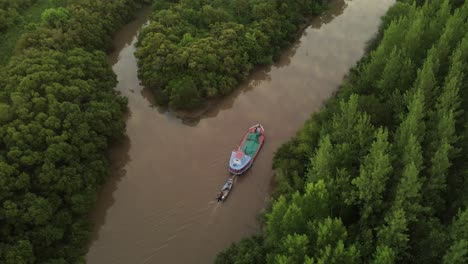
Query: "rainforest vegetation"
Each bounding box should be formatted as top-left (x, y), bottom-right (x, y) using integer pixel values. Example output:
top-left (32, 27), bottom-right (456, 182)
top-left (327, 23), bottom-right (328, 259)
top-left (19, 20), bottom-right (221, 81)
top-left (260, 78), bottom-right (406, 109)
top-left (0, 0), bottom-right (149, 263)
top-left (136, 0), bottom-right (326, 109)
top-left (0, 0), bottom-right (71, 64)
top-left (2, 0), bottom-right (468, 263)
top-left (0, 0), bottom-right (40, 32)
top-left (216, 0), bottom-right (468, 263)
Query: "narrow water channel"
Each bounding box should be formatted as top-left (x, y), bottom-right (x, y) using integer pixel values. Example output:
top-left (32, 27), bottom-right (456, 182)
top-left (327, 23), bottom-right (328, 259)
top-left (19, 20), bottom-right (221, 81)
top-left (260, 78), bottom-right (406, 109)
top-left (86, 0), bottom-right (395, 263)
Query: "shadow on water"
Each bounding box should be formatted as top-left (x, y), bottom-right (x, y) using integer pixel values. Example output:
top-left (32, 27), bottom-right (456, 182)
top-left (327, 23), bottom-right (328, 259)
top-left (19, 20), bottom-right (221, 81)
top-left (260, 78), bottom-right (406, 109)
top-left (89, 135), bottom-right (131, 243)
top-left (88, 8), bottom-right (151, 245)
top-left (312, 0), bottom-right (347, 28)
top-left (177, 66), bottom-right (272, 126)
top-left (108, 9), bottom-right (151, 66)
top-left (274, 0), bottom-right (347, 67)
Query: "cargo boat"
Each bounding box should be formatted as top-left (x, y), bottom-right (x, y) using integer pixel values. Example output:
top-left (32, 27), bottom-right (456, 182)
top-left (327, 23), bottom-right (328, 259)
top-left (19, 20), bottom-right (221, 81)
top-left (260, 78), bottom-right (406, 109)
top-left (228, 124), bottom-right (265, 175)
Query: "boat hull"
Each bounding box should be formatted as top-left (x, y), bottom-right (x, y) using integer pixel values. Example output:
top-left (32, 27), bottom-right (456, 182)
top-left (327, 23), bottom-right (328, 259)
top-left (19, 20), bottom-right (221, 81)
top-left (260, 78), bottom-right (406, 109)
top-left (228, 124), bottom-right (265, 175)
top-left (217, 179), bottom-right (233, 202)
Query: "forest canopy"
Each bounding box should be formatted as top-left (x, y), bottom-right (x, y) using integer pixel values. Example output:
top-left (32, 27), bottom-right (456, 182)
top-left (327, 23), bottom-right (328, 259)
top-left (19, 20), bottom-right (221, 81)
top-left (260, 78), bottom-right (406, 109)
top-left (216, 0), bottom-right (468, 263)
top-left (0, 0), bottom-right (39, 32)
top-left (136, 0), bottom-right (326, 109)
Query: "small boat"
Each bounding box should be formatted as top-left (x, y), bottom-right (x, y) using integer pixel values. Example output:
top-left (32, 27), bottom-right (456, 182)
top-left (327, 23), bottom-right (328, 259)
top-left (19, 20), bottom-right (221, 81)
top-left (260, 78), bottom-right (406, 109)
top-left (229, 124), bottom-right (265, 175)
top-left (217, 178), bottom-right (233, 202)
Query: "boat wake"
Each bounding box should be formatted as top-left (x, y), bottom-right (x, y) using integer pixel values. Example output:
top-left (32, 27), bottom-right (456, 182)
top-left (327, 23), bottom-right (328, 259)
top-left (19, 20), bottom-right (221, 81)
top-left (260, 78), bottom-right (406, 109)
top-left (141, 243), bottom-right (169, 264)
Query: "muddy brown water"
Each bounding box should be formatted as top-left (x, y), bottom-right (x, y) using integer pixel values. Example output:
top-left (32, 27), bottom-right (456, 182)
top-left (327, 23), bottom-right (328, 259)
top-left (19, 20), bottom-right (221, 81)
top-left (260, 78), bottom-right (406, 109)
top-left (86, 0), bottom-right (395, 263)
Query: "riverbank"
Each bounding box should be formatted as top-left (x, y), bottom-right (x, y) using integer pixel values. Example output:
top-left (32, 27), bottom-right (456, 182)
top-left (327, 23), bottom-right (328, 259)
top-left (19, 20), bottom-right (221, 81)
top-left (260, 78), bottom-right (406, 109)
top-left (167, 9), bottom-right (334, 124)
top-left (86, 0), bottom-right (394, 263)
top-left (135, 0), bottom-right (327, 110)
top-left (0, 1), bottom-right (148, 263)
top-left (216, 0), bottom-right (468, 262)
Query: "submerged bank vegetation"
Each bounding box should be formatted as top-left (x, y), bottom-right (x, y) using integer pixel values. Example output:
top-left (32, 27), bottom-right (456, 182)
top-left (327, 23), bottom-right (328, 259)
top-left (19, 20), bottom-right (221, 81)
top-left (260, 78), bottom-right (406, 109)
top-left (136, 0), bottom-right (327, 110)
top-left (217, 0), bottom-right (468, 263)
top-left (0, 0), bottom-right (149, 263)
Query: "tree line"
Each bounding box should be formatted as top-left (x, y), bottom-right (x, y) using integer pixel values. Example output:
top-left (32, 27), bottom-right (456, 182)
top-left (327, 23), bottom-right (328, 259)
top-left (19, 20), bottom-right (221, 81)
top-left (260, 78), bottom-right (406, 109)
top-left (0, 0), bottom-right (149, 263)
top-left (136, 0), bottom-right (327, 110)
top-left (216, 0), bottom-right (468, 263)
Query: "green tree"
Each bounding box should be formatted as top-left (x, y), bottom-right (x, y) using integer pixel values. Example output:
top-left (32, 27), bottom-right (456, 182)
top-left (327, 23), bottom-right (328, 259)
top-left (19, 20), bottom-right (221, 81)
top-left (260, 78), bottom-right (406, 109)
top-left (270, 234), bottom-right (309, 264)
top-left (377, 89), bottom-right (427, 260)
top-left (376, 209), bottom-right (409, 258)
top-left (215, 236), bottom-right (265, 264)
top-left (307, 135), bottom-right (334, 184)
top-left (314, 95), bottom-right (374, 218)
top-left (376, 47), bottom-right (415, 109)
top-left (3, 240), bottom-right (35, 264)
top-left (394, 162), bottom-right (425, 223)
top-left (351, 128), bottom-right (392, 225)
top-left (443, 240), bottom-right (468, 264)
top-left (372, 246), bottom-right (395, 264)
top-left (411, 52), bottom-right (438, 110)
top-left (443, 209), bottom-right (468, 263)
top-left (265, 196), bottom-right (288, 246)
top-left (429, 2), bottom-right (468, 79)
top-left (301, 180), bottom-right (330, 220)
top-left (167, 76), bottom-right (201, 109)
top-left (41, 7), bottom-right (70, 28)
top-left (423, 44), bottom-right (463, 213)
top-left (394, 88), bottom-right (425, 174)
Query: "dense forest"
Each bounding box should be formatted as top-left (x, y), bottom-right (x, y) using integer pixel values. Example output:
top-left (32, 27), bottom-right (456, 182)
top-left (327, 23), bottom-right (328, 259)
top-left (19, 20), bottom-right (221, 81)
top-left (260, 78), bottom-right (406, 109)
top-left (216, 0), bottom-right (468, 263)
top-left (0, 0), bottom-right (39, 32)
top-left (0, 0), bottom-right (71, 64)
top-left (0, 0), bottom-right (149, 263)
top-left (136, 0), bottom-right (327, 109)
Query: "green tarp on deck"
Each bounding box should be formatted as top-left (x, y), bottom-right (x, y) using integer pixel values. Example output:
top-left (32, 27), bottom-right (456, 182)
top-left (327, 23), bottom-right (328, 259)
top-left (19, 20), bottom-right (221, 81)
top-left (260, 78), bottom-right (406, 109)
top-left (241, 132), bottom-right (260, 156)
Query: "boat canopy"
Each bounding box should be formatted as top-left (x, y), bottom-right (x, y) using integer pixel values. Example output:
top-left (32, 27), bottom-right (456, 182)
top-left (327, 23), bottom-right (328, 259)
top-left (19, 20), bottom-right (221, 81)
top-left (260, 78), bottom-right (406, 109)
top-left (241, 132), bottom-right (260, 156)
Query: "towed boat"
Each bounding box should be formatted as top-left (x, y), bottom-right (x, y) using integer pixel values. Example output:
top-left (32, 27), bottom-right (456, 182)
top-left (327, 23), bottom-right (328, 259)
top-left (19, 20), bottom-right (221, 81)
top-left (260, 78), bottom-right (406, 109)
top-left (229, 124), bottom-right (265, 175)
top-left (217, 178), bottom-right (233, 202)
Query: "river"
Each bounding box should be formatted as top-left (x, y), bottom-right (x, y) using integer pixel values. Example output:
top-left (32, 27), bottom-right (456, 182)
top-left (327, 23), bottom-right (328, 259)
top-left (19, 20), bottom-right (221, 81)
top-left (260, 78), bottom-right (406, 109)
top-left (86, 0), bottom-right (395, 263)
